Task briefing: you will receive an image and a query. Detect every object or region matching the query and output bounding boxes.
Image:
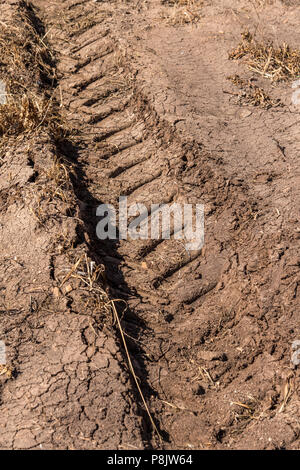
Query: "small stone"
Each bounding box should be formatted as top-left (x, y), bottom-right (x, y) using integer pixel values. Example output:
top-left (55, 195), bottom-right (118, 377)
top-left (240, 109), bottom-right (252, 118)
top-left (53, 287), bottom-right (60, 298)
top-left (198, 350), bottom-right (227, 362)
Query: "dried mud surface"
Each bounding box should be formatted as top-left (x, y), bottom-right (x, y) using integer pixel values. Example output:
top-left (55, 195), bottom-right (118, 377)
top-left (0, 0), bottom-right (299, 450)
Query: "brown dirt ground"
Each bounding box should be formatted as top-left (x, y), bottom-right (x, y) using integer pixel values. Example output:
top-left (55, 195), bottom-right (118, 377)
top-left (0, 0), bottom-right (299, 450)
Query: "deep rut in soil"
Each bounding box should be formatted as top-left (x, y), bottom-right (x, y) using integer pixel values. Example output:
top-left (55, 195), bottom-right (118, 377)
top-left (36, 0), bottom-right (240, 446)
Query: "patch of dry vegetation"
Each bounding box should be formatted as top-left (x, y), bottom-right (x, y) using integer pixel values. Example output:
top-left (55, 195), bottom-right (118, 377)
top-left (0, 90), bottom-right (65, 138)
top-left (229, 31), bottom-right (300, 82)
top-left (0, 1), bottom-right (73, 214)
top-left (0, 2), bottom-right (68, 139)
top-left (162, 0), bottom-right (204, 25)
top-left (0, 3), bottom-right (55, 91)
top-left (227, 74), bottom-right (281, 108)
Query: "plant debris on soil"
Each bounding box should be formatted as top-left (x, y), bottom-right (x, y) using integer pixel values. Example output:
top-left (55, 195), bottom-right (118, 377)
top-left (162, 0), bottom-right (203, 25)
top-left (229, 31), bottom-right (300, 82)
top-left (0, 3), bottom-right (66, 140)
top-left (226, 74), bottom-right (281, 108)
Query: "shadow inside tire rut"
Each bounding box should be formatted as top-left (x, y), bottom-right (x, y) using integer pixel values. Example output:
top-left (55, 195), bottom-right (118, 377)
top-left (56, 137), bottom-right (170, 448)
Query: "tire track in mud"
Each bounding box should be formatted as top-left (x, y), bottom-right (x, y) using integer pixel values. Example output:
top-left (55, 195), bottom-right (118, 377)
top-left (34, 0), bottom-right (300, 449)
top-left (43, 0), bottom-right (233, 307)
top-left (35, 0), bottom-right (258, 447)
top-left (33, 0), bottom-right (229, 447)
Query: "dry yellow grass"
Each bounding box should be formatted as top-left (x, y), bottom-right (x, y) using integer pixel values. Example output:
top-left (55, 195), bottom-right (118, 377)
top-left (0, 5), bottom-right (55, 90)
top-left (229, 31), bottom-right (300, 82)
top-left (0, 2), bottom-right (73, 217)
top-left (0, 89), bottom-right (65, 137)
top-left (0, 364), bottom-right (13, 378)
top-left (0, 3), bottom-right (68, 138)
top-left (162, 0), bottom-right (204, 25)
